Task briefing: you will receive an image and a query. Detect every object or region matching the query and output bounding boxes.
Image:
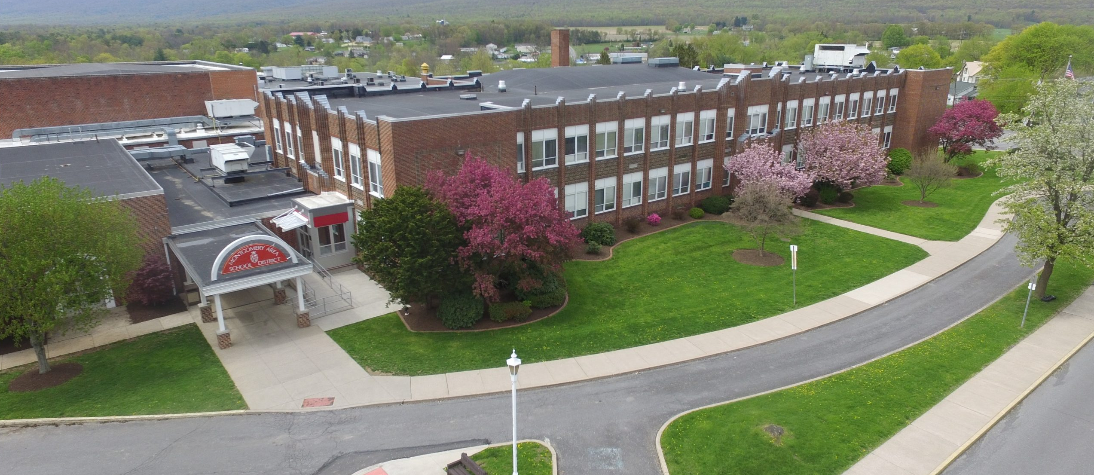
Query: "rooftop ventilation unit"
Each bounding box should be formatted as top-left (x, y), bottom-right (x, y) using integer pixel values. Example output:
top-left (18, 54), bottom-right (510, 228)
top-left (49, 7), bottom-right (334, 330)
top-left (459, 94), bottom-right (478, 100)
top-left (648, 57), bottom-right (680, 68)
top-left (498, 80), bottom-right (507, 92)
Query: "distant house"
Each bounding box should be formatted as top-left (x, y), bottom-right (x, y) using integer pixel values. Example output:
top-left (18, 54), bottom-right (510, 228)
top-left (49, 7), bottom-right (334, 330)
top-left (355, 36), bottom-right (373, 45)
top-left (436, 19), bottom-right (449, 26)
top-left (275, 42), bottom-right (289, 49)
top-left (515, 44), bottom-right (538, 55)
top-left (321, 38), bottom-right (334, 44)
top-left (486, 43), bottom-right (498, 52)
top-left (949, 81), bottom-right (978, 106)
top-left (958, 61), bottom-right (984, 83)
top-left (234, 47), bottom-right (250, 53)
top-left (459, 47), bottom-right (479, 53)
top-left (439, 54), bottom-right (455, 62)
top-left (289, 32), bottom-right (317, 37)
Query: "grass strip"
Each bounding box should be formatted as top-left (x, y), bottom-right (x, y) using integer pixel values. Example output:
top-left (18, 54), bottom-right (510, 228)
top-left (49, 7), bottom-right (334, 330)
top-left (470, 441), bottom-right (553, 475)
top-left (0, 324), bottom-right (245, 419)
top-left (329, 220), bottom-right (927, 375)
top-left (661, 261), bottom-right (1094, 474)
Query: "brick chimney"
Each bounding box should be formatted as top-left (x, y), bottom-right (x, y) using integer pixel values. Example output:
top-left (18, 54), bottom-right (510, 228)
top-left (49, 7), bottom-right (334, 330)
top-left (551, 29), bottom-right (570, 67)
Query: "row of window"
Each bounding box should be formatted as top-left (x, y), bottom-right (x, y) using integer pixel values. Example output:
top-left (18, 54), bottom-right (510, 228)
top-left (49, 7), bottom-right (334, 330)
top-left (562, 160), bottom-right (715, 219)
top-left (272, 120), bottom-right (385, 198)
top-left (516, 89), bottom-right (899, 172)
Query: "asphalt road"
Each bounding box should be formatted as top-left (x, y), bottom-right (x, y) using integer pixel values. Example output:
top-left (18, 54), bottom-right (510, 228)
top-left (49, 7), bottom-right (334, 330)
top-left (943, 330), bottom-right (1094, 475)
top-left (0, 235), bottom-right (1033, 475)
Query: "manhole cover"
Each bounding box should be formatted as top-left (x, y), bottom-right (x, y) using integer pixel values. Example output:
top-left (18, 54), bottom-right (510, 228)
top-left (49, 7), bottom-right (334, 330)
top-left (302, 397), bottom-right (335, 407)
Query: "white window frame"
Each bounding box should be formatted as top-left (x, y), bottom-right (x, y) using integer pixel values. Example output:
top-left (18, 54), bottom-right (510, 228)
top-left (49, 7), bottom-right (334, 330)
top-left (348, 143), bottom-right (363, 189)
top-left (317, 222), bottom-right (348, 256)
top-left (834, 94), bottom-right (846, 121)
top-left (272, 119), bottom-right (283, 152)
top-left (722, 157), bottom-right (731, 187)
top-left (888, 89), bottom-right (899, 113)
top-left (595, 121), bottom-right (618, 159)
top-left (531, 129), bottom-right (558, 170)
top-left (366, 148), bottom-right (383, 197)
top-left (623, 118), bottom-right (645, 155)
top-left (296, 126), bottom-right (305, 161)
top-left (801, 99), bottom-right (815, 127)
top-left (648, 167), bottom-right (668, 202)
top-left (862, 92), bottom-right (874, 117)
top-left (848, 93), bottom-right (859, 119)
top-left (782, 144), bottom-right (795, 165)
top-left (883, 126), bottom-right (893, 148)
top-left (675, 112), bottom-right (694, 147)
top-left (331, 137), bottom-right (344, 180)
top-left (776, 104), bottom-right (783, 131)
top-left (746, 105), bottom-right (769, 135)
top-left (672, 163), bottom-right (691, 196)
top-left (564, 125), bottom-right (589, 165)
top-left (876, 91), bottom-right (887, 115)
top-left (622, 172), bottom-right (643, 208)
top-left (594, 177), bottom-right (617, 214)
top-left (785, 100), bottom-right (798, 130)
top-left (517, 132), bottom-right (526, 173)
top-left (698, 110), bottom-right (717, 143)
top-left (696, 159), bottom-right (713, 191)
top-left (817, 97), bottom-right (831, 124)
top-left (564, 182), bottom-right (589, 219)
top-left (725, 108), bottom-right (736, 139)
top-left (284, 121), bottom-right (295, 157)
top-left (650, 115), bottom-right (671, 150)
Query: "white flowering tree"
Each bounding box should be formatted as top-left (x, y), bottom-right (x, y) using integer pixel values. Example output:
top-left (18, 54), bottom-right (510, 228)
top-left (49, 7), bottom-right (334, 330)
top-left (990, 79), bottom-right (1094, 298)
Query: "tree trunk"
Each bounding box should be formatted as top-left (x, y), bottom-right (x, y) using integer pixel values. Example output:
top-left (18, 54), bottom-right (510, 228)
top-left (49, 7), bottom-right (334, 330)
top-left (29, 332), bottom-right (50, 375)
top-left (759, 231), bottom-right (767, 256)
top-left (1035, 258), bottom-right (1055, 300)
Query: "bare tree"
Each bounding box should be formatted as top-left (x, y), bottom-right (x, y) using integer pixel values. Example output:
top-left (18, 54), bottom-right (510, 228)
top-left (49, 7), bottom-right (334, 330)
top-left (733, 182), bottom-right (800, 255)
top-left (905, 152), bottom-right (956, 203)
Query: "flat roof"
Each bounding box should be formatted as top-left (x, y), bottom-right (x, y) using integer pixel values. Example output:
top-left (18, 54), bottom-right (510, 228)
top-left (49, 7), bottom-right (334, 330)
top-left (145, 157), bottom-right (297, 228)
top-left (0, 139), bottom-right (162, 199)
top-left (0, 61), bottom-right (253, 79)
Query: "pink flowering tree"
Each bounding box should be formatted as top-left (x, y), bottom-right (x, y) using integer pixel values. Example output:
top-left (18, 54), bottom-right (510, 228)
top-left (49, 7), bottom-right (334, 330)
top-left (929, 99), bottom-right (1004, 162)
top-left (427, 155), bottom-right (581, 302)
top-left (800, 122), bottom-right (889, 190)
top-left (725, 141), bottom-right (814, 198)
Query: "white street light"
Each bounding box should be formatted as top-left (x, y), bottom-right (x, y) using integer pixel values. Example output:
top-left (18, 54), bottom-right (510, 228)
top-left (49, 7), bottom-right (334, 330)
top-left (790, 245), bottom-right (799, 306)
top-left (507, 349), bottom-right (522, 475)
top-left (1021, 276), bottom-right (1036, 328)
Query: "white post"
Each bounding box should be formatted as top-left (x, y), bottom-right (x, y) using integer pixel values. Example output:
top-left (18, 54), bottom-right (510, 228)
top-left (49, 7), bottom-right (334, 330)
top-left (790, 245), bottom-right (798, 307)
top-left (296, 276), bottom-right (306, 312)
top-left (511, 372), bottom-right (518, 475)
top-left (214, 293), bottom-right (226, 333)
top-left (1021, 279), bottom-right (1036, 328)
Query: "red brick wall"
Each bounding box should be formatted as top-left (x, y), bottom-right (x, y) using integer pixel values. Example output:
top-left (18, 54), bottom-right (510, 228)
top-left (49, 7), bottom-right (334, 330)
top-left (0, 69), bottom-right (258, 138)
top-left (118, 193), bottom-right (171, 257)
top-left (893, 68), bottom-right (952, 154)
top-left (551, 29), bottom-right (571, 67)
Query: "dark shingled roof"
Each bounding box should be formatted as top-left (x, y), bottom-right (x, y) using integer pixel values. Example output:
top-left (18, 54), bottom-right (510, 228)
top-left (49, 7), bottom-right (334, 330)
top-left (0, 139), bottom-right (162, 199)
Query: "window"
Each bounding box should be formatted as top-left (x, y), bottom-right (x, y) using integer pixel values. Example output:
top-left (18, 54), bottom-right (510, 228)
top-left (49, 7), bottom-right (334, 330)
top-left (312, 131), bottom-right (321, 165)
top-left (876, 91), bottom-right (886, 115)
top-left (801, 99), bottom-right (815, 127)
top-left (883, 126), bottom-right (893, 148)
top-left (648, 167), bottom-right (668, 201)
top-left (564, 182), bottom-right (588, 219)
top-left (367, 149), bottom-right (383, 196)
top-left (723, 158), bottom-right (731, 187)
top-left (698, 110), bottom-right (716, 143)
top-left (725, 108), bottom-right (736, 139)
top-left (747, 105), bottom-right (768, 135)
top-left (348, 143), bottom-right (363, 188)
top-left (531, 129), bottom-right (558, 169)
top-left (331, 137), bottom-right (344, 180)
top-left (696, 159), bottom-right (713, 191)
top-left (834, 95), bottom-right (846, 121)
top-left (296, 126), bottom-right (305, 161)
top-left (848, 93), bottom-right (859, 119)
top-left (622, 172), bottom-right (643, 208)
top-left (594, 177), bottom-right (617, 214)
top-left (889, 89), bottom-right (899, 112)
top-left (782, 144), bottom-right (796, 165)
top-left (785, 101), bottom-right (798, 129)
top-left (675, 112), bottom-right (694, 147)
top-left (595, 122), bottom-right (618, 159)
top-left (776, 104), bottom-right (783, 131)
top-left (565, 125), bottom-right (589, 164)
top-left (284, 122), bottom-right (295, 157)
top-left (317, 223), bottom-right (347, 256)
top-left (650, 115), bottom-right (670, 150)
top-left (272, 120), bottom-right (283, 152)
top-left (517, 132), bottom-right (526, 173)
top-left (817, 97), bottom-right (831, 124)
top-left (623, 119), bottom-right (645, 155)
top-left (672, 163), bottom-right (691, 196)
top-left (796, 147), bottom-right (805, 169)
top-left (862, 92), bottom-right (874, 117)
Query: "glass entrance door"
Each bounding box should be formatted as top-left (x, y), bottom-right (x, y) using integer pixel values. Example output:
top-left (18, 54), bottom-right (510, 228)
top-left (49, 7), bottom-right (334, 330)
top-left (297, 227), bottom-right (313, 259)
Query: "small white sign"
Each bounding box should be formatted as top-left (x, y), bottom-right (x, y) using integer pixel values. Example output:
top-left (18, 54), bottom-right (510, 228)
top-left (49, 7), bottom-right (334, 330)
top-left (1028, 282), bottom-right (1037, 291)
top-left (790, 245), bottom-right (798, 270)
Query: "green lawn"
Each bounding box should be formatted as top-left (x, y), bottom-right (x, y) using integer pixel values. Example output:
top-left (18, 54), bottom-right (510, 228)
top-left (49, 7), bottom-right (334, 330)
top-left (0, 324), bottom-right (245, 419)
top-left (813, 152), bottom-right (1011, 241)
top-left (660, 261), bottom-right (1094, 475)
top-left (471, 442), bottom-right (553, 475)
top-left (329, 220), bottom-right (928, 375)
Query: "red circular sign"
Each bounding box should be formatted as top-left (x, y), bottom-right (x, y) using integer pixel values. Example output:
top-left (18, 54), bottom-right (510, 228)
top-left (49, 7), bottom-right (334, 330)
top-left (220, 243), bottom-right (288, 275)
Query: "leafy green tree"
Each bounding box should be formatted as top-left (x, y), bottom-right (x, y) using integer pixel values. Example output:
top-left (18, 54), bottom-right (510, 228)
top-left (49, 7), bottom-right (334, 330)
top-left (351, 186), bottom-right (468, 307)
top-left (882, 25), bottom-right (910, 49)
top-left (671, 42), bottom-right (699, 68)
top-left (153, 48), bottom-right (167, 61)
top-left (896, 44), bottom-right (942, 69)
top-left (597, 49), bottom-right (611, 65)
top-left (984, 22), bottom-right (1094, 81)
top-left (990, 79), bottom-right (1094, 299)
top-left (931, 36), bottom-right (952, 59)
top-left (0, 177), bottom-right (143, 374)
top-left (978, 64), bottom-right (1038, 114)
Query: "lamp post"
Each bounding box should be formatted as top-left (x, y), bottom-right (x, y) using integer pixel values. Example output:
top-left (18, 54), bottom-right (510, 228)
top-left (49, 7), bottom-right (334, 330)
top-left (1021, 277), bottom-right (1036, 328)
top-left (790, 245), bottom-right (799, 306)
top-left (507, 349), bottom-right (522, 475)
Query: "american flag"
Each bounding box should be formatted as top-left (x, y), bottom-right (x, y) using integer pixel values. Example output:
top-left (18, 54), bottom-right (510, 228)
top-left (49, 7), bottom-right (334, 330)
top-left (1065, 60), bottom-right (1075, 79)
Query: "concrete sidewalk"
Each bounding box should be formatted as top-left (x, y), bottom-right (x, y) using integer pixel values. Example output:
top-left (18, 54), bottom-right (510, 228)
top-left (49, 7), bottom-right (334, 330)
top-left (844, 285), bottom-right (1094, 475)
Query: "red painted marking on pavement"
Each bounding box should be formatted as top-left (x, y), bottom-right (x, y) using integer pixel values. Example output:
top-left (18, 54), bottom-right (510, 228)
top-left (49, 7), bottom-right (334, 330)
top-left (301, 397), bottom-right (335, 407)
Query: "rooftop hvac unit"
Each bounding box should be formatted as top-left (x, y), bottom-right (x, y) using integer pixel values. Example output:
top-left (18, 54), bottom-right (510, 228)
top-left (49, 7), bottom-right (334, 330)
top-left (209, 143), bottom-right (251, 174)
top-left (205, 99), bottom-right (259, 118)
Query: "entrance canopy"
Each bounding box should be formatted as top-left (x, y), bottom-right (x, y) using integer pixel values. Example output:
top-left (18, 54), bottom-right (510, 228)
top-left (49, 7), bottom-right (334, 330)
top-left (166, 221), bottom-right (313, 298)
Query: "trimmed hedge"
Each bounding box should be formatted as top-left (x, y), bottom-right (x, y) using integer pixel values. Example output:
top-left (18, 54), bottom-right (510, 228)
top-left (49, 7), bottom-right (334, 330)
top-left (528, 288), bottom-right (566, 308)
top-left (699, 195), bottom-right (732, 215)
top-left (581, 222), bottom-right (616, 246)
top-left (888, 148), bottom-right (912, 175)
top-left (819, 186), bottom-right (839, 205)
top-left (438, 292), bottom-right (484, 329)
top-left (488, 301), bottom-right (532, 322)
top-left (586, 242), bottom-right (602, 254)
top-left (688, 207), bottom-right (705, 219)
top-left (800, 189), bottom-right (820, 207)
